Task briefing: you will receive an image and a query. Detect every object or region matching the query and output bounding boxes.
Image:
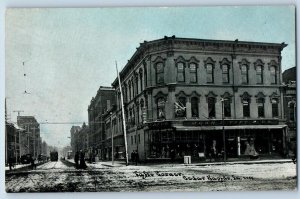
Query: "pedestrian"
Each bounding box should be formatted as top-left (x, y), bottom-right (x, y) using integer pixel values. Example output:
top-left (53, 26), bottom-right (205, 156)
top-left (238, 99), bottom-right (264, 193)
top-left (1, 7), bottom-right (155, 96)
top-left (74, 151), bottom-right (79, 169)
top-left (131, 150), bottom-right (135, 164)
top-left (8, 157), bottom-right (13, 171)
top-left (31, 157), bottom-right (36, 170)
top-left (79, 151), bottom-right (87, 169)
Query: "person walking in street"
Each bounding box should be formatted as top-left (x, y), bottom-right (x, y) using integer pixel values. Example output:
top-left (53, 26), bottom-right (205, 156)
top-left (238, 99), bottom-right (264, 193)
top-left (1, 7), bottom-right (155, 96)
top-left (74, 151), bottom-right (79, 169)
top-left (31, 157), bottom-right (36, 170)
top-left (131, 150), bottom-right (135, 164)
top-left (79, 150), bottom-right (87, 169)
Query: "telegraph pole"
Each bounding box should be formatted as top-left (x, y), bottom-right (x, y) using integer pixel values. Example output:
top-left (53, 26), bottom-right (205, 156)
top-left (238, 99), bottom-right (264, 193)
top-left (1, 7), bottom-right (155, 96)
top-left (13, 110), bottom-right (24, 117)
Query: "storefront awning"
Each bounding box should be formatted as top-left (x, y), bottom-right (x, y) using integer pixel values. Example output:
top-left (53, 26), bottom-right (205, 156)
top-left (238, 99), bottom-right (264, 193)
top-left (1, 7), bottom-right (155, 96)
top-left (174, 125), bottom-right (287, 131)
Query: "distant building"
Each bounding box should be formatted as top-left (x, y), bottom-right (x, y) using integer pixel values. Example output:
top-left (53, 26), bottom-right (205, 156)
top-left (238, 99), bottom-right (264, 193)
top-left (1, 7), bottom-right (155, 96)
top-left (17, 116), bottom-right (41, 158)
top-left (5, 122), bottom-right (24, 164)
top-left (282, 66), bottom-right (296, 155)
top-left (70, 126), bottom-right (81, 156)
top-left (87, 86), bottom-right (116, 160)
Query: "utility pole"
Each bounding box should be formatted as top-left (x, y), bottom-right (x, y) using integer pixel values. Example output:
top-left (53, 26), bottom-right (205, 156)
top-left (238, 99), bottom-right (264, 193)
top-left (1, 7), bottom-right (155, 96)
top-left (111, 112), bottom-right (114, 166)
top-left (221, 98), bottom-right (227, 162)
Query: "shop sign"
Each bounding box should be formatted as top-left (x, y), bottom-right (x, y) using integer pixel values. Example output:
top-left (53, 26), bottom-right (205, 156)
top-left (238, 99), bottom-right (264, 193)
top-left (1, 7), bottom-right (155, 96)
top-left (183, 119), bottom-right (279, 127)
top-left (147, 121), bottom-right (171, 129)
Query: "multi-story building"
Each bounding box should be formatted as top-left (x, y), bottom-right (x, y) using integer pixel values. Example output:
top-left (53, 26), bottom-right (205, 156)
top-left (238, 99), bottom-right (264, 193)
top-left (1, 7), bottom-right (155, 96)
top-left (87, 86), bottom-right (116, 160)
top-left (282, 67), bottom-right (296, 156)
top-left (109, 36), bottom-right (288, 161)
top-left (70, 125), bottom-right (81, 156)
top-left (17, 116), bottom-right (41, 158)
top-left (5, 122), bottom-right (24, 164)
top-left (71, 123), bottom-right (89, 156)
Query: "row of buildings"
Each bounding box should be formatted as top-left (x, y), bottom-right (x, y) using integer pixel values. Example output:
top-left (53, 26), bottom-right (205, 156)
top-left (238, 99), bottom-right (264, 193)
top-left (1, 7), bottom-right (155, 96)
top-left (5, 115), bottom-right (52, 164)
top-left (70, 36), bottom-right (296, 162)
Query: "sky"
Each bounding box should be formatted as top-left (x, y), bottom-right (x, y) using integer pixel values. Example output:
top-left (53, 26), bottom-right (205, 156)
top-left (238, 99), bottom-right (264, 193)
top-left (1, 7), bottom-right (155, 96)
top-left (5, 6), bottom-right (295, 148)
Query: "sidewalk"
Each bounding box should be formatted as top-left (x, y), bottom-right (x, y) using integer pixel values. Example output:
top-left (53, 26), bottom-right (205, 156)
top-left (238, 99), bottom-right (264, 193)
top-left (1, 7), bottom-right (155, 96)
top-left (5, 164), bottom-right (31, 171)
top-left (192, 159), bottom-right (294, 166)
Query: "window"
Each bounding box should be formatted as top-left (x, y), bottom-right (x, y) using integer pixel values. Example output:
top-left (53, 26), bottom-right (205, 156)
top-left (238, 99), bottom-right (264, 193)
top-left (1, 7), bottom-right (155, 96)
top-left (256, 65), bottom-right (263, 84)
top-left (206, 64), bottom-right (214, 83)
top-left (271, 98), bottom-right (279, 118)
top-left (128, 81), bottom-right (131, 101)
top-left (177, 62), bottom-right (185, 82)
top-left (175, 97), bottom-right (187, 118)
top-left (270, 66), bottom-right (277, 84)
top-left (190, 63), bottom-right (197, 83)
top-left (134, 135), bottom-right (136, 144)
top-left (144, 67), bottom-right (147, 88)
top-left (132, 79), bottom-right (135, 97)
top-left (222, 65), bottom-right (230, 83)
top-left (137, 104), bottom-right (139, 124)
top-left (138, 134), bottom-right (140, 144)
top-left (241, 65), bottom-right (248, 84)
top-left (131, 136), bottom-right (133, 145)
top-left (139, 70), bottom-right (143, 92)
top-left (191, 97), bottom-right (199, 117)
top-left (208, 97), bottom-right (216, 118)
top-left (157, 97), bottom-right (166, 119)
top-left (257, 98), bottom-right (265, 117)
top-left (289, 102), bottom-right (296, 121)
top-left (140, 99), bottom-right (144, 122)
top-left (243, 99), bottom-right (250, 117)
top-left (224, 99), bottom-right (231, 117)
top-left (156, 62), bottom-right (164, 84)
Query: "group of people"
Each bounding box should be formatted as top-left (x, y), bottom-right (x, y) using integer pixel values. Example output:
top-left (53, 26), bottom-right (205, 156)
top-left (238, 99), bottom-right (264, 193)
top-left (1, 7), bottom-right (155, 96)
top-left (131, 150), bottom-right (139, 165)
top-left (74, 151), bottom-right (87, 169)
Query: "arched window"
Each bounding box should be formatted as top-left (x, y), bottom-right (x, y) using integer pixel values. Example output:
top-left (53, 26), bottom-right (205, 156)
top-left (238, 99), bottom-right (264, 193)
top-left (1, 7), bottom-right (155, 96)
top-left (191, 97), bottom-right (199, 117)
top-left (128, 80), bottom-right (131, 101)
top-left (206, 64), bottom-right (214, 83)
top-left (175, 97), bottom-right (187, 118)
top-left (241, 65), bottom-right (249, 84)
top-left (257, 98), bottom-right (265, 117)
top-left (241, 92), bottom-right (251, 117)
top-left (177, 62), bottom-right (185, 82)
top-left (208, 97), bottom-right (216, 118)
top-left (157, 97), bottom-right (166, 119)
top-left (189, 63), bottom-right (197, 83)
top-left (271, 98), bottom-right (279, 118)
top-left (270, 66), bottom-right (277, 84)
top-left (256, 65), bottom-right (263, 84)
top-left (131, 78), bottom-right (135, 98)
top-left (222, 65), bottom-right (230, 83)
top-left (139, 69), bottom-right (143, 92)
top-left (156, 62), bottom-right (164, 84)
top-left (205, 57), bottom-right (215, 84)
top-left (289, 101), bottom-right (296, 121)
top-left (140, 99), bottom-right (145, 123)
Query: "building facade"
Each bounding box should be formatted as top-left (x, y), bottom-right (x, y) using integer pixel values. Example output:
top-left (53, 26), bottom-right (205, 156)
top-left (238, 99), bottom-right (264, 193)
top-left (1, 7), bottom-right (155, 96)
top-left (17, 116), bottom-right (41, 159)
top-left (87, 86), bottom-right (116, 160)
top-left (109, 36), bottom-right (288, 161)
top-left (282, 67), bottom-right (296, 156)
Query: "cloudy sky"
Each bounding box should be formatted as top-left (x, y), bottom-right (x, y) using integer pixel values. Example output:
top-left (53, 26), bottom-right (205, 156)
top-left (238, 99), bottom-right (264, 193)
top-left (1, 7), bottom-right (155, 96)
top-left (5, 6), bottom-right (295, 148)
